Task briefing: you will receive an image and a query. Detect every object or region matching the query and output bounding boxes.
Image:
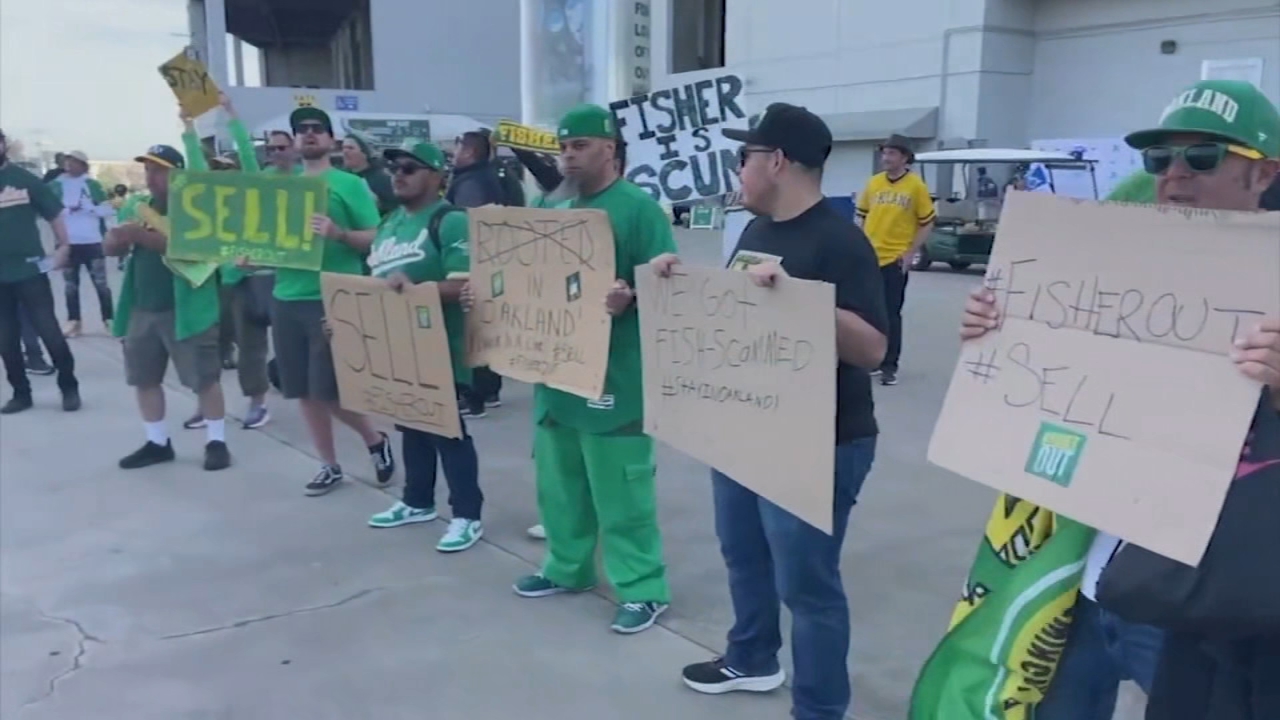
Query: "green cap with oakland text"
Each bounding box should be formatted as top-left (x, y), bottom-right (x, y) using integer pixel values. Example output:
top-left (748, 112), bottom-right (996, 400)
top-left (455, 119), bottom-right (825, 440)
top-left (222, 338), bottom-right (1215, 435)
top-left (557, 104), bottom-right (615, 140)
top-left (1126, 79), bottom-right (1280, 158)
top-left (383, 139), bottom-right (447, 171)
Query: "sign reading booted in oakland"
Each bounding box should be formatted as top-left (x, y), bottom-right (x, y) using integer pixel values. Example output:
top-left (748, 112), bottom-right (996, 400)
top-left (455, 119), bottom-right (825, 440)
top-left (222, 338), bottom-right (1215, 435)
top-left (166, 170), bottom-right (329, 270)
top-left (609, 70), bottom-right (749, 205)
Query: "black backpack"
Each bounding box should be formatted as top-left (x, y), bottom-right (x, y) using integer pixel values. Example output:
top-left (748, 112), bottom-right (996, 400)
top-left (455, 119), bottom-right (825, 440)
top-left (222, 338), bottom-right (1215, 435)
top-left (495, 163), bottom-right (526, 207)
top-left (428, 203), bottom-right (466, 253)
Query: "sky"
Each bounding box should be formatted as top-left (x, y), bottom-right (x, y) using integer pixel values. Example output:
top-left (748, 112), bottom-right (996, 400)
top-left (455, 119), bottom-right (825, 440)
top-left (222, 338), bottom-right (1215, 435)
top-left (1, 0), bottom-right (191, 161)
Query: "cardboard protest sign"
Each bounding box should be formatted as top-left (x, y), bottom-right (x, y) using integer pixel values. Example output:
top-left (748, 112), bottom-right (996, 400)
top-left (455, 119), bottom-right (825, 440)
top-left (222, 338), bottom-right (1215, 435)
top-left (493, 120), bottom-right (561, 154)
top-left (928, 192), bottom-right (1280, 565)
top-left (166, 170), bottom-right (328, 270)
top-left (609, 72), bottom-right (749, 205)
top-left (637, 266), bottom-right (837, 533)
top-left (158, 49), bottom-right (220, 118)
top-left (465, 205), bottom-right (615, 399)
top-left (322, 273), bottom-right (462, 439)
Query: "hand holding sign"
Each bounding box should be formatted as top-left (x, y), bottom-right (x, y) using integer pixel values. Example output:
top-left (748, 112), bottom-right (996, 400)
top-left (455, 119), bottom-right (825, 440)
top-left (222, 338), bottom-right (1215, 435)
top-left (605, 280), bottom-right (634, 316)
top-left (1232, 317), bottom-right (1280, 396)
top-left (960, 287), bottom-right (1000, 339)
top-left (311, 214), bottom-right (341, 240)
top-left (745, 261), bottom-right (787, 288)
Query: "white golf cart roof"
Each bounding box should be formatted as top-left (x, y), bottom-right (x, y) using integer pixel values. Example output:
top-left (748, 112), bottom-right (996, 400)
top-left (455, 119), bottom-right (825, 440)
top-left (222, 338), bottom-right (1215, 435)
top-left (913, 148), bottom-right (1098, 165)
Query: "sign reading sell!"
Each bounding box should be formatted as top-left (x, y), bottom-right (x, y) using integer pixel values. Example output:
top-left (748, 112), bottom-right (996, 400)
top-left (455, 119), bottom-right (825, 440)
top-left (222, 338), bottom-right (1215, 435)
top-left (158, 49), bottom-right (221, 118)
top-left (928, 192), bottom-right (1280, 565)
top-left (636, 266), bottom-right (837, 533)
top-left (464, 205), bottom-right (616, 400)
top-left (493, 120), bottom-right (561, 154)
top-left (609, 71), bottom-right (749, 205)
top-left (322, 273), bottom-right (462, 439)
top-left (166, 171), bottom-right (329, 270)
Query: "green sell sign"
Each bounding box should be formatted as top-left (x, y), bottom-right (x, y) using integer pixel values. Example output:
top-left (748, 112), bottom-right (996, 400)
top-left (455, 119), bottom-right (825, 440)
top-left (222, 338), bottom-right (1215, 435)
top-left (166, 170), bottom-right (329, 270)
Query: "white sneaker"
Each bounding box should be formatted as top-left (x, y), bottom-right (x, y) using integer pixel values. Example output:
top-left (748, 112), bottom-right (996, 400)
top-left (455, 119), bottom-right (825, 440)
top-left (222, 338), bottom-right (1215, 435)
top-left (437, 518), bottom-right (483, 553)
top-left (527, 524), bottom-right (546, 540)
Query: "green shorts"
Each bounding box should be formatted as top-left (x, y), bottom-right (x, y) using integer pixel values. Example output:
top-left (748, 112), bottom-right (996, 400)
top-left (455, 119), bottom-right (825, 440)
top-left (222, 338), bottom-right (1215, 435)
top-left (122, 309), bottom-right (221, 392)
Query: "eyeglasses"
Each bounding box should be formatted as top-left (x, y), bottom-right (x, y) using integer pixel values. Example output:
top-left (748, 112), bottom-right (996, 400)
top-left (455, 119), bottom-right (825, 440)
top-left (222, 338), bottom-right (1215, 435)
top-left (266, 145), bottom-right (290, 154)
top-left (391, 163), bottom-right (428, 176)
top-left (295, 123), bottom-right (329, 136)
top-left (1141, 142), bottom-right (1263, 175)
top-left (736, 146), bottom-right (776, 167)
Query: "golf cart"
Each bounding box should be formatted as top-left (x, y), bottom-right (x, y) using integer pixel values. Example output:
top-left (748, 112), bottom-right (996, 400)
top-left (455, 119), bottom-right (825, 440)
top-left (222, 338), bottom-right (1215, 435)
top-left (909, 148), bottom-right (1099, 271)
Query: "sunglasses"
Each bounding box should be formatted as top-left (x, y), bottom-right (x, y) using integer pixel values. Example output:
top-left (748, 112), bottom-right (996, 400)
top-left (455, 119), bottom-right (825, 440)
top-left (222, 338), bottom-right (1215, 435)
top-left (1141, 142), bottom-right (1263, 175)
top-left (391, 162), bottom-right (429, 176)
top-left (736, 146), bottom-right (776, 167)
top-left (295, 123), bottom-right (329, 136)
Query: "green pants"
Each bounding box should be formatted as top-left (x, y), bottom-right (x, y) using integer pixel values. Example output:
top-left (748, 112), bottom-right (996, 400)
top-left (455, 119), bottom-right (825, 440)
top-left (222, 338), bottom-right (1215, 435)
top-left (535, 421), bottom-right (670, 603)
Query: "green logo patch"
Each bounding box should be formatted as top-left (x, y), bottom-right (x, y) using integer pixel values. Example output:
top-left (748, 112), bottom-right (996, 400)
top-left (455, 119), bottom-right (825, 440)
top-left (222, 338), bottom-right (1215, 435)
top-left (1024, 423), bottom-right (1087, 488)
top-left (490, 270), bottom-right (505, 298)
top-left (415, 306), bottom-right (432, 329)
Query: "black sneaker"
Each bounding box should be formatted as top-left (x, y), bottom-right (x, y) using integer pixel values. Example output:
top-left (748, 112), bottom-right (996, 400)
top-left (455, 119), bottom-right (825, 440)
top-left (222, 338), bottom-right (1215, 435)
top-left (484, 395), bottom-right (502, 409)
top-left (0, 395), bottom-right (33, 414)
top-left (305, 465), bottom-right (344, 496)
top-left (203, 440), bottom-right (232, 471)
top-left (25, 357), bottom-right (55, 376)
top-left (461, 398), bottom-right (487, 418)
top-left (119, 441), bottom-right (176, 469)
top-left (880, 371), bottom-right (899, 386)
top-left (681, 658), bottom-right (787, 695)
top-left (61, 389), bottom-right (81, 412)
top-left (369, 432), bottom-right (395, 485)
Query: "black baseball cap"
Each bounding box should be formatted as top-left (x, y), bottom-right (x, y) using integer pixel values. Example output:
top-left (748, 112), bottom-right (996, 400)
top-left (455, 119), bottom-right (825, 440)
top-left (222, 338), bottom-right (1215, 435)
top-left (134, 144), bottom-right (185, 169)
top-left (290, 106), bottom-right (334, 135)
top-left (722, 103), bottom-right (833, 168)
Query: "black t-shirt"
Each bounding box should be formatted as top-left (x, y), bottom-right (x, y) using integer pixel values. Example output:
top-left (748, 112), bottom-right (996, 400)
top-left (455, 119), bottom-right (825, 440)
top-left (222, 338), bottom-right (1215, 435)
top-left (729, 200), bottom-right (889, 442)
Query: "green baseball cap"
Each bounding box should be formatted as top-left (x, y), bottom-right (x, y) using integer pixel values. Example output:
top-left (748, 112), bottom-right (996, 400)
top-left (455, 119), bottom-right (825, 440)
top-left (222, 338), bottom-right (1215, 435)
top-left (557, 104), bottom-right (616, 141)
top-left (383, 139), bottom-right (447, 171)
top-left (1126, 79), bottom-right (1280, 159)
top-left (289, 106), bottom-right (334, 135)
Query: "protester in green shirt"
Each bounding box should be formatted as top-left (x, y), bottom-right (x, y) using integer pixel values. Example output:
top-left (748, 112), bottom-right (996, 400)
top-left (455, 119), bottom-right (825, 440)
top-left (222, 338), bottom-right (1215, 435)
top-left (0, 127), bottom-right (80, 414)
top-left (341, 133), bottom-right (397, 215)
top-left (506, 104), bottom-right (675, 634)
top-left (269, 105), bottom-right (395, 496)
top-left (178, 95), bottom-right (273, 432)
top-left (361, 140), bottom-right (483, 552)
top-left (103, 144), bottom-right (231, 472)
top-left (1107, 170), bottom-right (1157, 204)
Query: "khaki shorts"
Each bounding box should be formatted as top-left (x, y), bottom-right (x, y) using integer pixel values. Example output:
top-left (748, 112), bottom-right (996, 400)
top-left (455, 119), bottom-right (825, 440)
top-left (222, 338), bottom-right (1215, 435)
top-left (123, 309), bottom-right (222, 392)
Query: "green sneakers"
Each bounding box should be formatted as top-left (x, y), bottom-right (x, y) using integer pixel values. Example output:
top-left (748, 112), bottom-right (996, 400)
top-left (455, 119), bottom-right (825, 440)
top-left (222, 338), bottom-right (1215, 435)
top-left (368, 502), bottom-right (437, 528)
top-left (436, 518), bottom-right (483, 553)
top-left (512, 574), bottom-right (595, 598)
top-left (611, 602), bottom-right (669, 634)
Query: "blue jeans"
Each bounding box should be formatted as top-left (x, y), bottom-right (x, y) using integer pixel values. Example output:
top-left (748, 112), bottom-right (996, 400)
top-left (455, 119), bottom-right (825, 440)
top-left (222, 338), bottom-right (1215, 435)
top-left (713, 436), bottom-right (876, 720)
top-left (399, 420), bottom-right (482, 520)
top-left (1036, 595), bottom-right (1165, 720)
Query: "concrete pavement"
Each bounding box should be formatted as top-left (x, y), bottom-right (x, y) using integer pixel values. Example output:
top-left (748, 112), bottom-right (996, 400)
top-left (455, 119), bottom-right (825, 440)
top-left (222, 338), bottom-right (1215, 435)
top-left (0, 228), bottom-right (1143, 719)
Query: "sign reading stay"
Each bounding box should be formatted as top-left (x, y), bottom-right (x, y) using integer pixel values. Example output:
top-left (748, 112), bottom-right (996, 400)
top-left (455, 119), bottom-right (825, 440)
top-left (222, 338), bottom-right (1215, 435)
top-left (158, 48), bottom-right (220, 118)
top-left (609, 71), bottom-right (749, 205)
top-left (464, 205), bottom-right (615, 400)
top-left (928, 192), bottom-right (1280, 565)
top-left (166, 170), bottom-right (329, 270)
top-left (492, 120), bottom-right (561, 154)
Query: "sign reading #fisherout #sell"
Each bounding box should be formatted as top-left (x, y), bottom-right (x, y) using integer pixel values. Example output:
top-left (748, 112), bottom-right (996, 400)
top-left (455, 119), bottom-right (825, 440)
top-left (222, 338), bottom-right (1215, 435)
top-left (166, 171), bottom-right (329, 270)
top-left (928, 192), bottom-right (1280, 566)
top-left (323, 274), bottom-right (462, 439)
top-left (609, 72), bottom-right (749, 205)
top-left (465, 205), bottom-right (615, 400)
top-left (637, 265), bottom-right (837, 533)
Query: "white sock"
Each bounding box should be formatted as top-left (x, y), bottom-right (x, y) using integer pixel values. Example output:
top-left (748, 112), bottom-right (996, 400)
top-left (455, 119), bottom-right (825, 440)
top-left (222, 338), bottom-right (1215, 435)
top-left (205, 418), bottom-right (226, 443)
top-left (145, 422), bottom-right (169, 445)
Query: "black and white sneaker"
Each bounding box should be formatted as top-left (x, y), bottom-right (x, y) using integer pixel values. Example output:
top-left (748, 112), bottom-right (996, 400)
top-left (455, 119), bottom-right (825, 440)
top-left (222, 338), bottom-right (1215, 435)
top-left (305, 465), bottom-right (344, 496)
top-left (368, 433), bottom-right (395, 485)
top-left (880, 370), bottom-right (899, 386)
top-left (681, 657), bottom-right (786, 695)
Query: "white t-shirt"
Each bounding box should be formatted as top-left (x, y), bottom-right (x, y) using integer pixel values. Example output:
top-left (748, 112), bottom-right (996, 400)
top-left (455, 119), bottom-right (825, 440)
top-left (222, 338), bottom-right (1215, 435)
top-left (1080, 532), bottom-right (1124, 600)
top-left (58, 175), bottom-right (105, 245)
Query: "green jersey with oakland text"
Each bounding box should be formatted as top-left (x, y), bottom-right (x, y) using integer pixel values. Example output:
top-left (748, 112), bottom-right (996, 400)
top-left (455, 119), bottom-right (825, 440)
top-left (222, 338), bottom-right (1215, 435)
top-left (0, 163), bottom-right (64, 283)
top-left (368, 201), bottom-right (471, 385)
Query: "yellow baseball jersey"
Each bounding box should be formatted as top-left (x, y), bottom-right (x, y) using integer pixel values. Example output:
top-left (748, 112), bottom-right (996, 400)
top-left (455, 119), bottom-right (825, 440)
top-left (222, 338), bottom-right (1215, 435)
top-left (856, 171), bottom-right (936, 266)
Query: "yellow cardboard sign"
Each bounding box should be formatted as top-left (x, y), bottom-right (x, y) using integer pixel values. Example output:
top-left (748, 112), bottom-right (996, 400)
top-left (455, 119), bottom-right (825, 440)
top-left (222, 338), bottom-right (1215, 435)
top-left (158, 49), bottom-right (220, 118)
top-left (492, 120), bottom-right (560, 154)
top-left (136, 204), bottom-right (219, 287)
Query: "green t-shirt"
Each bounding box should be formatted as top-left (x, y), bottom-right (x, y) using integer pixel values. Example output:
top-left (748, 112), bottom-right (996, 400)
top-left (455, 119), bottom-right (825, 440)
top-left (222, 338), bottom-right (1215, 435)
top-left (369, 201), bottom-right (471, 384)
top-left (133, 200), bottom-right (176, 311)
top-left (533, 179), bottom-right (677, 434)
top-left (274, 167), bottom-right (381, 301)
top-left (1106, 171), bottom-right (1156, 203)
top-left (0, 163), bottom-right (64, 283)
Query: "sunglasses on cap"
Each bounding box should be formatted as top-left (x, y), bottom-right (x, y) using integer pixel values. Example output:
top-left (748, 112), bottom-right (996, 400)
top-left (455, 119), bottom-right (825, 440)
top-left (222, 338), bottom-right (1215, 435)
top-left (295, 122), bottom-right (329, 136)
top-left (391, 162), bottom-right (430, 176)
top-left (1141, 142), bottom-right (1263, 175)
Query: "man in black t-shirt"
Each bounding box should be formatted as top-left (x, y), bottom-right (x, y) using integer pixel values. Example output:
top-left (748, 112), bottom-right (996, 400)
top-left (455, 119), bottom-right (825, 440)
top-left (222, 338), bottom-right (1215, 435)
top-left (654, 103), bottom-right (889, 720)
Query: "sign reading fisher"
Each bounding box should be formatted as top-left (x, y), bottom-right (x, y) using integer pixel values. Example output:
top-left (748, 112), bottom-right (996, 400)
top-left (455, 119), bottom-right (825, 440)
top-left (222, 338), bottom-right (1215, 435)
top-left (637, 266), bottom-right (838, 533)
top-left (166, 170), bottom-right (328, 270)
top-left (928, 192), bottom-right (1280, 565)
top-left (322, 273), bottom-right (462, 439)
top-left (465, 205), bottom-right (615, 400)
top-left (609, 72), bottom-right (749, 205)
top-left (158, 49), bottom-right (221, 118)
top-left (493, 120), bottom-right (561, 154)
